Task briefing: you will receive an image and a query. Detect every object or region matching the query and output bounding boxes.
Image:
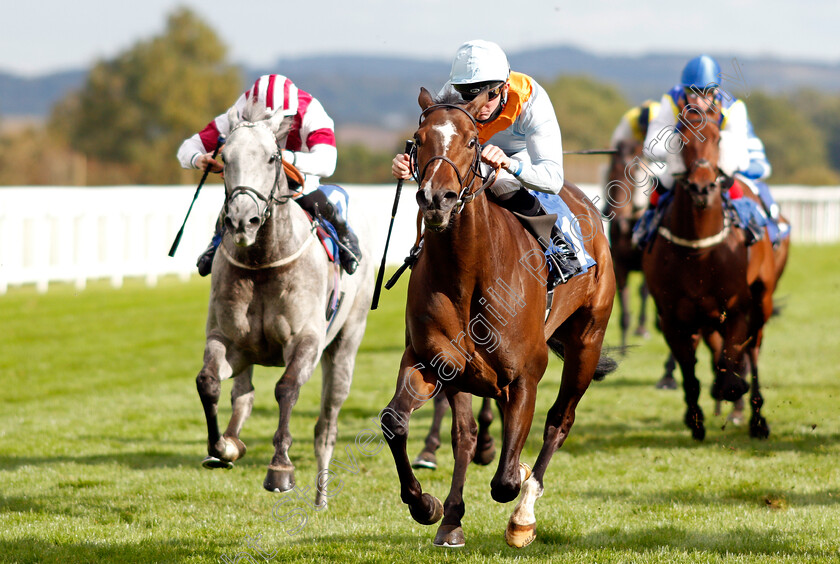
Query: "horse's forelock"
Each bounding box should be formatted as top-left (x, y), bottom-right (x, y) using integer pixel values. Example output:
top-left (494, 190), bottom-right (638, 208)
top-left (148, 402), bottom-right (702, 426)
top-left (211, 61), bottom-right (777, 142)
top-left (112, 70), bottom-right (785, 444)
top-left (436, 90), bottom-right (465, 106)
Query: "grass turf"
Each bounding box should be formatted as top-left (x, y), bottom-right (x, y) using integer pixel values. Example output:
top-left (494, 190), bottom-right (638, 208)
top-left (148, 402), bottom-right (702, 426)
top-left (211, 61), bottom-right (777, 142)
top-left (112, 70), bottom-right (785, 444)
top-left (1, 244), bottom-right (838, 563)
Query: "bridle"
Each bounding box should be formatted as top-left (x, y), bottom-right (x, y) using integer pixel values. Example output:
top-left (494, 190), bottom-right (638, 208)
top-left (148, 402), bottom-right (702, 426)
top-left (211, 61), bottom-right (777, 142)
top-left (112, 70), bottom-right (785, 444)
top-left (223, 121), bottom-right (302, 225)
top-left (675, 112), bottom-right (727, 202)
top-left (410, 103), bottom-right (498, 212)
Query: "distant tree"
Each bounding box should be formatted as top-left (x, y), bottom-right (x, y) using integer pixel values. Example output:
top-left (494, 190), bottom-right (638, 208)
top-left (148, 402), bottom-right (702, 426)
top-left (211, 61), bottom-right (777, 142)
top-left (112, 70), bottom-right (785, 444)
top-left (542, 75), bottom-right (629, 151)
top-left (50, 8), bottom-right (241, 184)
top-left (334, 142), bottom-right (403, 184)
top-left (746, 92), bottom-right (839, 184)
top-left (788, 89), bottom-right (840, 176)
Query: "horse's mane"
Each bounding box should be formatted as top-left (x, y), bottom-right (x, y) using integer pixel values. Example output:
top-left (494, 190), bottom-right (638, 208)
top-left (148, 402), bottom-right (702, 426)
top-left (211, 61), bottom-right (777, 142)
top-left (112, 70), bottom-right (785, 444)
top-left (240, 101), bottom-right (276, 123)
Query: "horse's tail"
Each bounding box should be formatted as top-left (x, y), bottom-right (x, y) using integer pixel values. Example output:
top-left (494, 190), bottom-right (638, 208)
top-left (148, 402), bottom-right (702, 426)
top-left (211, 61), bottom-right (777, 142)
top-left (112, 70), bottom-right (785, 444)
top-left (547, 338), bottom-right (619, 382)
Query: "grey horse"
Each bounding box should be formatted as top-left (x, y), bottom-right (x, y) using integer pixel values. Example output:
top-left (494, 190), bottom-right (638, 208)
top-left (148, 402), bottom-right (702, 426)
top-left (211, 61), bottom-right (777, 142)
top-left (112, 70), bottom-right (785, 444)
top-left (195, 106), bottom-right (373, 507)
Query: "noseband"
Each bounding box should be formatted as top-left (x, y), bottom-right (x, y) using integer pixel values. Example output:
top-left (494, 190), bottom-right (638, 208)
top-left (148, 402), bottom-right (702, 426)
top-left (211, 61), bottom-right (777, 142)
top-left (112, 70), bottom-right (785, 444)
top-left (410, 104), bottom-right (498, 212)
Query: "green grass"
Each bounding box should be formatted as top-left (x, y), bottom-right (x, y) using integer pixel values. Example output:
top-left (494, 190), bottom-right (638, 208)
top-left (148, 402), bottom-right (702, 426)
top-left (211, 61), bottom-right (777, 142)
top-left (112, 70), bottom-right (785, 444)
top-left (1, 245), bottom-right (839, 563)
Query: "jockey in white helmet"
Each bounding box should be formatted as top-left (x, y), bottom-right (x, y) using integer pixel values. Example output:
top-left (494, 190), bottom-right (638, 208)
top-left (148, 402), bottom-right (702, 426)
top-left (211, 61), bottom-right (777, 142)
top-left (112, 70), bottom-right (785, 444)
top-left (177, 74), bottom-right (362, 275)
top-left (391, 40), bottom-right (581, 287)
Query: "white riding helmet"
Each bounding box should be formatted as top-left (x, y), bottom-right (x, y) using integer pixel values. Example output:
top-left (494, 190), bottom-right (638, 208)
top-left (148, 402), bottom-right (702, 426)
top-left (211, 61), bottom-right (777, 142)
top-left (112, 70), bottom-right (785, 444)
top-left (449, 40), bottom-right (510, 85)
top-left (243, 74), bottom-right (299, 121)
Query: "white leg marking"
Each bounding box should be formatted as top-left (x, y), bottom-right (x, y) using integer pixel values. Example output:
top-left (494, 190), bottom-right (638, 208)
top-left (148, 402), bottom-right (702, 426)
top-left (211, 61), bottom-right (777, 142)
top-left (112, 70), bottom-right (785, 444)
top-left (511, 475), bottom-right (544, 526)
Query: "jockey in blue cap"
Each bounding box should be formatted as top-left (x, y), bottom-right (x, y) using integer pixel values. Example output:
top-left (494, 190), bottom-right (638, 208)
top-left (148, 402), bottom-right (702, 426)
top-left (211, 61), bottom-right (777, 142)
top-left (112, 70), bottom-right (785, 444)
top-left (637, 55), bottom-right (787, 245)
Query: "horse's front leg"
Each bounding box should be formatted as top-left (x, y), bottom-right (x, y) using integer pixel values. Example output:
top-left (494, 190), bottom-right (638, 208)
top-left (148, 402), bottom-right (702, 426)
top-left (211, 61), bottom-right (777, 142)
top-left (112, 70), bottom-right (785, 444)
top-left (264, 334), bottom-right (321, 493)
top-left (713, 313), bottom-right (751, 403)
top-left (433, 390), bottom-right (477, 548)
top-left (197, 336), bottom-right (249, 468)
top-left (491, 377), bottom-right (538, 505)
top-left (505, 325), bottom-right (602, 548)
top-left (382, 350), bottom-right (444, 527)
top-left (663, 323), bottom-right (704, 440)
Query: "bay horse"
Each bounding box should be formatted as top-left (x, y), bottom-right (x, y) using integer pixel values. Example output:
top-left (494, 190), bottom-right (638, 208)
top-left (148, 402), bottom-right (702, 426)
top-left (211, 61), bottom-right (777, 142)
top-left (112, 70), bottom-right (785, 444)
top-left (195, 107), bottom-right (373, 507)
top-left (641, 99), bottom-right (780, 440)
top-left (380, 88), bottom-right (616, 548)
top-left (605, 139), bottom-right (652, 349)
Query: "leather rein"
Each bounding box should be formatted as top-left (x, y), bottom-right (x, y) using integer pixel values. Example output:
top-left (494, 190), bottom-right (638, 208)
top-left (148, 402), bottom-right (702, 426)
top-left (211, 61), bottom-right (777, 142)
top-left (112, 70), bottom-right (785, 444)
top-left (409, 103), bottom-right (498, 212)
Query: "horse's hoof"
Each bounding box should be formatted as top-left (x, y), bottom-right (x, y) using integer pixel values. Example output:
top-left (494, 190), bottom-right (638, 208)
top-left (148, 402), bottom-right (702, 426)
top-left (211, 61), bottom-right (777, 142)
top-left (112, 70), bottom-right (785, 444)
top-left (685, 411), bottom-right (706, 441)
top-left (222, 437), bottom-right (247, 462)
top-left (505, 520), bottom-right (536, 548)
top-left (749, 416), bottom-right (770, 439)
top-left (472, 440), bottom-right (496, 466)
top-left (412, 451), bottom-right (438, 470)
top-left (410, 493), bottom-right (443, 526)
top-left (264, 465), bottom-right (295, 493)
top-left (519, 462), bottom-right (532, 483)
top-left (712, 375), bottom-right (749, 402)
top-left (655, 375), bottom-right (678, 390)
top-left (727, 412), bottom-right (745, 427)
top-left (433, 525), bottom-right (466, 548)
top-left (202, 456), bottom-right (233, 470)
top-left (634, 327), bottom-right (651, 339)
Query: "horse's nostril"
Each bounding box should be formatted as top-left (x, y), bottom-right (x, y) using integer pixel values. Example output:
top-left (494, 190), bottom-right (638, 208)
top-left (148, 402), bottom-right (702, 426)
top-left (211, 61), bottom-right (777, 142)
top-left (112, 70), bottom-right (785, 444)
top-left (443, 191), bottom-right (458, 202)
top-left (249, 217), bottom-right (260, 226)
top-left (224, 217), bottom-right (234, 230)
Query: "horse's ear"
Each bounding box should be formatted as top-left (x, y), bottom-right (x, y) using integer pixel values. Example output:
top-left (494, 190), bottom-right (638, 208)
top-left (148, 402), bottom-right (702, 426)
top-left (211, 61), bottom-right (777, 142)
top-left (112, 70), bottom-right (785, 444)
top-left (465, 90), bottom-right (490, 119)
top-left (227, 106), bottom-right (241, 129)
top-left (268, 111), bottom-right (294, 143)
top-left (418, 87), bottom-right (434, 110)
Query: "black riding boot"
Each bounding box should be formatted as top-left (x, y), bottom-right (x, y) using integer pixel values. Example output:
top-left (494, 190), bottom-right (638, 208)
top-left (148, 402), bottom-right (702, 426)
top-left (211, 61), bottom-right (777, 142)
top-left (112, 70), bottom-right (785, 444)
top-left (495, 188), bottom-right (581, 288)
top-left (196, 214), bottom-right (224, 277)
top-left (296, 189), bottom-right (362, 274)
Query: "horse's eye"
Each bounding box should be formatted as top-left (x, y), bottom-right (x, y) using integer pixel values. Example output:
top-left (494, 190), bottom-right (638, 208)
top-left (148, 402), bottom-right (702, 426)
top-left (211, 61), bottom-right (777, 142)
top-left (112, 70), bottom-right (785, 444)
top-left (468, 138), bottom-right (477, 148)
top-left (268, 154), bottom-right (276, 165)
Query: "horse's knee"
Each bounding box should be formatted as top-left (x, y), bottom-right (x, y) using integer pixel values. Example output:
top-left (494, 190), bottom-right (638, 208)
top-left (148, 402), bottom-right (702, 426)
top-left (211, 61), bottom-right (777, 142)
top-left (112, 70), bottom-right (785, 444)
top-left (196, 370), bottom-right (221, 400)
top-left (490, 469), bottom-right (521, 504)
top-left (381, 407), bottom-right (409, 443)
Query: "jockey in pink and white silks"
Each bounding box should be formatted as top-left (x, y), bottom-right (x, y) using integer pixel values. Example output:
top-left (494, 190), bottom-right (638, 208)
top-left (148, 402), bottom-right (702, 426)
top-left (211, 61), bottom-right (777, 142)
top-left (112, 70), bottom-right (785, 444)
top-left (177, 74), bottom-right (362, 275)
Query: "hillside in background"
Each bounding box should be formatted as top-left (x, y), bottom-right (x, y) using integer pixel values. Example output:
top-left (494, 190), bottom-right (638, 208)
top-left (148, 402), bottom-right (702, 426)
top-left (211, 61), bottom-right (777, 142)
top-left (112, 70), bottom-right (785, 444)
top-left (3, 45), bottom-right (839, 131)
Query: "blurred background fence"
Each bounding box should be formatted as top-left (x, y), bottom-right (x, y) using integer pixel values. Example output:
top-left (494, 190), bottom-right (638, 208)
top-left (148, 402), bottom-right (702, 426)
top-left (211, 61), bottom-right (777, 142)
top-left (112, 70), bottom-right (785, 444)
top-left (1, 184), bottom-right (838, 294)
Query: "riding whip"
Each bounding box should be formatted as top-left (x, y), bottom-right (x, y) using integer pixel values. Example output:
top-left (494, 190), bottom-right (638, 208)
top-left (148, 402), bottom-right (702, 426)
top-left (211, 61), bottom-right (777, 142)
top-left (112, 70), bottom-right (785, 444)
top-left (563, 149), bottom-right (617, 155)
top-left (371, 139), bottom-right (414, 310)
top-left (168, 135), bottom-right (225, 257)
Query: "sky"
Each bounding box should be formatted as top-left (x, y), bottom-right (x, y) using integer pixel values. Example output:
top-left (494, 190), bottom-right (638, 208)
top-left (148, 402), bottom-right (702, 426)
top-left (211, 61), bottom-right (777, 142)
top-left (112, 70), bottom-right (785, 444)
top-left (2, 0), bottom-right (838, 76)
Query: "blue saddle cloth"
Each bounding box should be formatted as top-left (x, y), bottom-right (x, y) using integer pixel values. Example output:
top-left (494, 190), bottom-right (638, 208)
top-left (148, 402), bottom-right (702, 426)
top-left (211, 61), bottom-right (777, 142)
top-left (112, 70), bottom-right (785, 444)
top-left (632, 190), bottom-right (781, 247)
top-left (533, 191), bottom-right (598, 278)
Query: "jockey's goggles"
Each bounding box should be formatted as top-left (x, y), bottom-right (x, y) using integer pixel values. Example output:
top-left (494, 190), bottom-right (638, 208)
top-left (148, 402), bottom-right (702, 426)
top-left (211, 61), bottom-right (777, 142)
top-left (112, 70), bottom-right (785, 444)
top-left (683, 86), bottom-right (718, 99)
top-left (454, 81), bottom-right (505, 102)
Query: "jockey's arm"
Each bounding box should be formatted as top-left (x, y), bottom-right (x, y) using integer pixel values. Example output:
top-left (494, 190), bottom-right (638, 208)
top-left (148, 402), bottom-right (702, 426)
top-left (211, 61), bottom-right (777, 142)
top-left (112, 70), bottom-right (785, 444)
top-left (281, 98), bottom-right (337, 179)
top-left (741, 120), bottom-right (772, 180)
top-left (717, 100), bottom-right (751, 177)
top-left (176, 94), bottom-right (243, 171)
top-left (642, 94), bottom-right (679, 162)
top-left (506, 86), bottom-right (565, 195)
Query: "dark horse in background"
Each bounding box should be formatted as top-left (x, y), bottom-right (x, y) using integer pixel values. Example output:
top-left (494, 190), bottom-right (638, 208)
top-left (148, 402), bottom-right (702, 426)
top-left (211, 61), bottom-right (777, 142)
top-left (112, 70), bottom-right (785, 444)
top-left (605, 139), bottom-right (653, 349)
top-left (380, 88), bottom-right (615, 548)
top-left (606, 138), bottom-right (678, 389)
top-left (642, 99), bottom-right (787, 440)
